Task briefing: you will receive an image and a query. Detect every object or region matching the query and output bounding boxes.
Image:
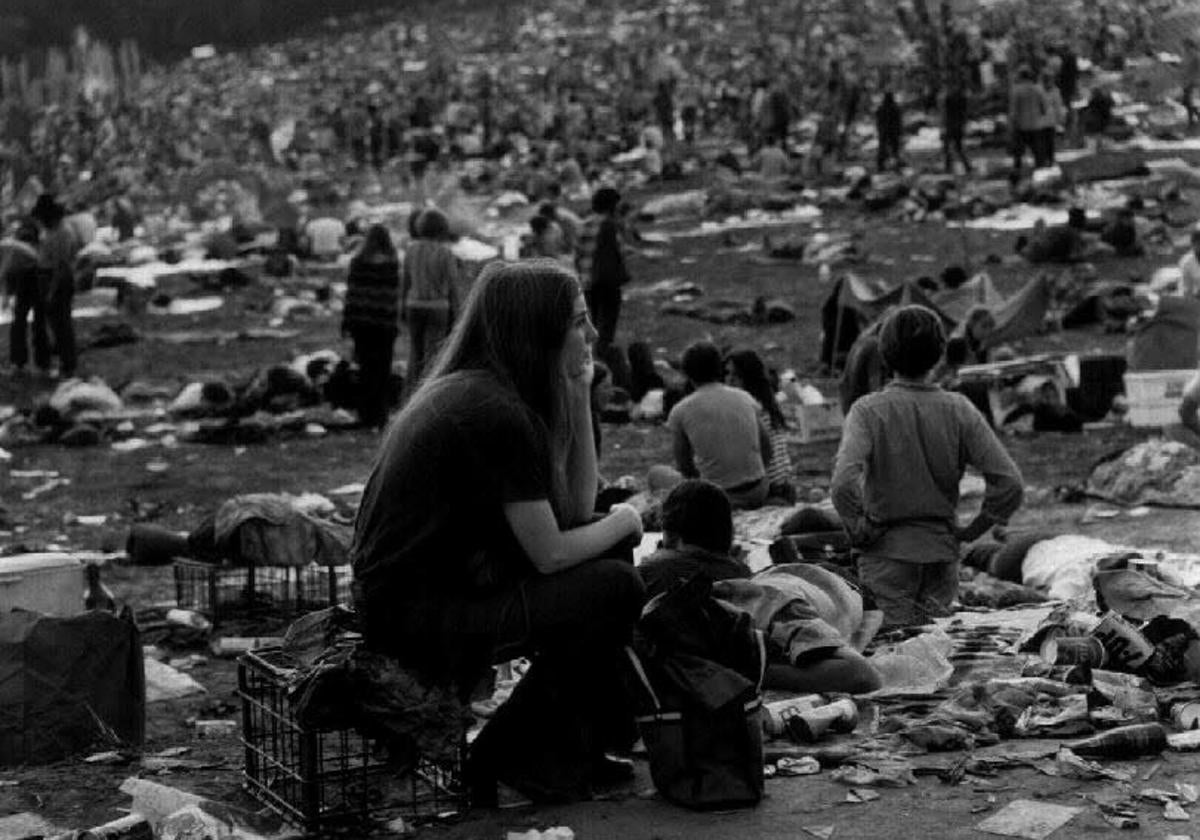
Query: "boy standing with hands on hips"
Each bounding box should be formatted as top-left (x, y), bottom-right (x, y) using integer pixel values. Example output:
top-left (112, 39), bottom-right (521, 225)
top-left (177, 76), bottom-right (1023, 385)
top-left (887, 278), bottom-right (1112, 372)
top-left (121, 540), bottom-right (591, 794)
top-left (831, 305), bottom-right (1023, 628)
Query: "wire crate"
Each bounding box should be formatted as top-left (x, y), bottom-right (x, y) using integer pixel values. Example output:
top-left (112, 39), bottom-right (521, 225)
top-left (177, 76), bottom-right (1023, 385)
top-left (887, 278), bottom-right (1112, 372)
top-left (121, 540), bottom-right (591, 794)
top-left (174, 560), bottom-right (351, 627)
top-left (238, 648), bottom-right (464, 832)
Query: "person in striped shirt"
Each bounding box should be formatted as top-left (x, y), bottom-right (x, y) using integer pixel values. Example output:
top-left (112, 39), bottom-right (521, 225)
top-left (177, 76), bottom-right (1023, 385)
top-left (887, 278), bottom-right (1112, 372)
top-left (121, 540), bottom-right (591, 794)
top-left (725, 348), bottom-right (795, 504)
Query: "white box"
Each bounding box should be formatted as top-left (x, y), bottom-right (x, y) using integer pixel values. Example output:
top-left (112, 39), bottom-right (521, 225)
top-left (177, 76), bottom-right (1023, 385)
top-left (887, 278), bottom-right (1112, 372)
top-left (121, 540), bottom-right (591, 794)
top-left (1124, 370), bottom-right (1195, 428)
top-left (0, 554), bottom-right (84, 617)
top-left (793, 402), bottom-right (844, 444)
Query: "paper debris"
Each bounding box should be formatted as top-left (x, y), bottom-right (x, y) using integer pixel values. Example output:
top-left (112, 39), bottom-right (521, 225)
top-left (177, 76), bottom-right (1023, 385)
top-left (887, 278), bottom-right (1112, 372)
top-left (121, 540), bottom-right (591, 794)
top-left (776, 756), bottom-right (821, 776)
top-left (0, 813), bottom-right (58, 839)
top-left (1166, 802), bottom-right (1192, 822)
top-left (803, 826), bottom-right (834, 840)
top-left (976, 800), bottom-right (1082, 840)
top-left (144, 657), bottom-right (207, 703)
top-left (506, 828), bottom-right (575, 840)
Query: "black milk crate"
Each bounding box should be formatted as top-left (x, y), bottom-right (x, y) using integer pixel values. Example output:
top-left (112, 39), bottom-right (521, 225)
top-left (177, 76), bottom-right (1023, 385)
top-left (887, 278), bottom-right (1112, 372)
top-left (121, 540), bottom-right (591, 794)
top-left (238, 648), bottom-right (465, 832)
top-left (173, 559), bottom-right (351, 627)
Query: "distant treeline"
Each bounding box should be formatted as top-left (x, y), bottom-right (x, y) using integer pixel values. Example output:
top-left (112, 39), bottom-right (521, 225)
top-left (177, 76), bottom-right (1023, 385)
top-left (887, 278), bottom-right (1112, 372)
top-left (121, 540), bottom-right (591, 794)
top-left (0, 0), bottom-right (430, 60)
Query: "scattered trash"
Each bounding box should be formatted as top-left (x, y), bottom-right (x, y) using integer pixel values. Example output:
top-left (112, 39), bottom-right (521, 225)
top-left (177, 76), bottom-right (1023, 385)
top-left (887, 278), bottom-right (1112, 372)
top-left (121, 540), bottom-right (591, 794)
top-left (1054, 748), bottom-right (1132, 782)
top-left (73, 514), bottom-right (109, 526)
top-left (1166, 802), bottom-right (1192, 822)
top-left (144, 657), bottom-right (207, 703)
top-left (844, 788), bottom-right (880, 804)
top-left (209, 636), bottom-right (283, 657)
top-left (119, 778), bottom-right (203, 829)
top-left (830, 757), bottom-right (916, 788)
top-left (21, 477), bottom-right (71, 500)
top-left (192, 719), bottom-right (238, 739)
top-left (0, 813), bottom-right (59, 839)
top-left (167, 654), bottom-right (208, 671)
top-left (975, 799), bottom-right (1082, 840)
top-left (506, 828), bottom-right (575, 840)
top-left (1069, 723), bottom-right (1168, 759)
top-left (802, 826), bottom-right (834, 840)
top-left (1098, 800), bottom-right (1139, 830)
top-left (165, 609), bottom-right (212, 633)
top-left (775, 756), bottom-right (821, 776)
top-left (83, 750), bottom-right (128, 764)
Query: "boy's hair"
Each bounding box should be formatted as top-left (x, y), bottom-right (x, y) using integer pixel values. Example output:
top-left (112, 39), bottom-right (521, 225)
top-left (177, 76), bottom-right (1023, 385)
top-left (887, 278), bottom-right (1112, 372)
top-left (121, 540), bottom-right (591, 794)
top-left (680, 341), bottom-right (723, 385)
top-left (662, 479), bottom-right (733, 554)
top-left (879, 305), bottom-right (947, 378)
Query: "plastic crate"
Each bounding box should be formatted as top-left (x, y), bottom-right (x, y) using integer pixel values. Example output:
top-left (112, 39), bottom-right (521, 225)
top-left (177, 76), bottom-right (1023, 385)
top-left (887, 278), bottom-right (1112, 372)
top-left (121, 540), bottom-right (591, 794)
top-left (238, 648), bottom-right (464, 832)
top-left (1123, 370), bottom-right (1194, 428)
top-left (174, 560), bottom-right (351, 627)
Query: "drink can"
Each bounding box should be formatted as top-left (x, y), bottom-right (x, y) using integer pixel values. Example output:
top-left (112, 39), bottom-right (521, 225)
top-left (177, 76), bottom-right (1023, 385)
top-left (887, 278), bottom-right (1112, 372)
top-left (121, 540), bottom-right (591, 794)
top-left (1041, 635), bottom-right (1107, 668)
top-left (762, 695), bottom-right (823, 738)
top-left (791, 698), bottom-right (859, 743)
top-left (1090, 612), bottom-right (1155, 671)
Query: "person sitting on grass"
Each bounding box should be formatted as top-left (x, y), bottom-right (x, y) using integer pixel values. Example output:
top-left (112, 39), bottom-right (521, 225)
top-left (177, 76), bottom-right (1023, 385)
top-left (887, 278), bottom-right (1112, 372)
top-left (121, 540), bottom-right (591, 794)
top-left (725, 348), bottom-right (796, 504)
top-left (831, 305), bottom-right (1024, 629)
top-left (1016, 208), bottom-right (1090, 264)
top-left (639, 479), bottom-right (882, 694)
top-left (665, 340), bottom-right (773, 510)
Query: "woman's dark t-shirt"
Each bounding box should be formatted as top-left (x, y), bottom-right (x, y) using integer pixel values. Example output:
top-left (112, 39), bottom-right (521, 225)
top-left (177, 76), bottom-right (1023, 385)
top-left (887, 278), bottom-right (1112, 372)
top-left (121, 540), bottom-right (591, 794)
top-left (351, 370), bottom-right (551, 601)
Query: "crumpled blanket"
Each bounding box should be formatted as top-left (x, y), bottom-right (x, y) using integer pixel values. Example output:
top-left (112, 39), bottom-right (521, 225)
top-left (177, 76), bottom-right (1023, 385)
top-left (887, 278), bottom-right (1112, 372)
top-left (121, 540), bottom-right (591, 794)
top-left (207, 492), bottom-right (351, 567)
top-left (284, 609), bottom-right (471, 768)
top-left (713, 563), bottom-right (864, 664)
top-left (1089, 439), bottom-right (1200, 507)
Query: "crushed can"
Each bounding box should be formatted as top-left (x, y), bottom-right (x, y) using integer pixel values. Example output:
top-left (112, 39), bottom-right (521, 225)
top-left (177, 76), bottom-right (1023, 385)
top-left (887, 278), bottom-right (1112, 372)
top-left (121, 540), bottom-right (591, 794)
top-left (1090, 611), bottom-right (1155, 671)
top-left (1041, 635), bottom-right (1107, 668)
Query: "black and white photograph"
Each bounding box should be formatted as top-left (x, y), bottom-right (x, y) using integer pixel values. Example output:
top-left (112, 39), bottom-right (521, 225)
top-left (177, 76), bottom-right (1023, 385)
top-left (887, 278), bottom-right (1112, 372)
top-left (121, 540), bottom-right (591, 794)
top-left (3, 0), bottom-right (1200, 837)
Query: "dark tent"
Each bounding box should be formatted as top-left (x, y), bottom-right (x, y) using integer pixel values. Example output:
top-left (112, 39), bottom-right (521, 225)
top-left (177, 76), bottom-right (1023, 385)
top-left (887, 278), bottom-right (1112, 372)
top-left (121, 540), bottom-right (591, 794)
top-left (819, 275), bottom-right (950, 370)
top-left (1127, 295), bottom-right (1200, 371)
top-left (820, 273), bottom-right (1051, 370)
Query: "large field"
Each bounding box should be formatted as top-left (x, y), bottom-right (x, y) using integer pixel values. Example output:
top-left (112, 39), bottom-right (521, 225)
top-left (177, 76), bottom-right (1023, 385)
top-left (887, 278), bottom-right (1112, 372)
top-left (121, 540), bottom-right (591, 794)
top-left (4, 150), bottom-right (1200, 836)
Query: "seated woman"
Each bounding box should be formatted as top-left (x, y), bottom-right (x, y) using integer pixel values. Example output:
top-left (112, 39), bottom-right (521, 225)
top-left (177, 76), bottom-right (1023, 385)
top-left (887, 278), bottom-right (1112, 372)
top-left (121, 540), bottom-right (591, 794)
top-left (350, 260), bottom-right (646, 806)
top-left (725, 348), bottom-right (796, 504)
top-left (639, 479), bottom-right (882, 695)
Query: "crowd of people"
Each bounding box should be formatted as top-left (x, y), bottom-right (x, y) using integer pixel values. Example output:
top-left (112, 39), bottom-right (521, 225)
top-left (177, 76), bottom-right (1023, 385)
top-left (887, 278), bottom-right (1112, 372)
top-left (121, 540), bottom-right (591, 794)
top-left (0, 0), bottom-right (1187, 211)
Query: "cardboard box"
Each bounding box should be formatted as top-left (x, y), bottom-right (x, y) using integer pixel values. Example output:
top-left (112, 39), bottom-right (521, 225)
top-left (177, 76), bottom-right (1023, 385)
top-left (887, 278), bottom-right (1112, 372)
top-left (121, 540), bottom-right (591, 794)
top-left (793, 402), bottom-right (844, 444)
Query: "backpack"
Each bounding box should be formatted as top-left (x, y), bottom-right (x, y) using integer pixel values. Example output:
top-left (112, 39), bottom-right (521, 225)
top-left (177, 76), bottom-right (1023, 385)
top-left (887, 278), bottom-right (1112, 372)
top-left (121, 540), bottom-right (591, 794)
top-left (625, 577), bottom-right (767, 810)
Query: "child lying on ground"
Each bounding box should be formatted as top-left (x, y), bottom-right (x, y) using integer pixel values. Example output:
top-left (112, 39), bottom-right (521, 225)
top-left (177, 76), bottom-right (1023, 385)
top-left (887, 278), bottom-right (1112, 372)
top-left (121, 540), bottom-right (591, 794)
top-left (638, 479), bottom-right (883, 694)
